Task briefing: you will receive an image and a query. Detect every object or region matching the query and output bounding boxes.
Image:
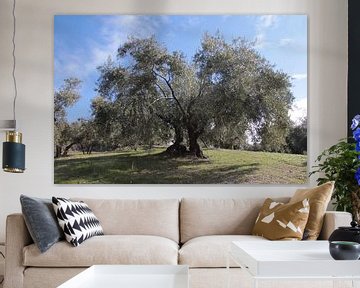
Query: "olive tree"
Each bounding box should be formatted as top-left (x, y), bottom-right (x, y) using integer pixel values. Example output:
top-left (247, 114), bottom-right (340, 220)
top-left (95, 33), bottom-right (293, 157)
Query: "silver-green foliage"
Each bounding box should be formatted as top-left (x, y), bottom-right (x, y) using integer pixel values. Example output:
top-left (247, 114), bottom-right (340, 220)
top-left (94, 33), bottom-right (294, 156)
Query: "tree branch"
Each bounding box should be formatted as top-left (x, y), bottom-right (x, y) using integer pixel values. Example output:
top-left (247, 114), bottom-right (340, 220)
top-left (154, 82), bottom-right (168, 99)
top-left (187, 80), bottom-right (206, 115)
top-left (155, 113), bottom-right (175, 128)
top-left (150, 97), bottom-right (173, 106)
top-left (152, 69), bottom-right (187, 117)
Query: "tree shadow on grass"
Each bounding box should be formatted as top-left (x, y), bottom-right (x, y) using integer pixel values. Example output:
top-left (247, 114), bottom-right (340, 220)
top-left (172, 164), bottom-right (260, 184)
top-left (54, 151), bottom-right (260, 184)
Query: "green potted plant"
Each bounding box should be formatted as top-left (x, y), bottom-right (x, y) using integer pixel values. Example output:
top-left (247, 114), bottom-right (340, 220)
top-left (310, 115), bottom-right (360, 222)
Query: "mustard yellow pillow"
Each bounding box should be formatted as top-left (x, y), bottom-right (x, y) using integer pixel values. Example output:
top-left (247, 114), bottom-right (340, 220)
top-left (289, 181), bottom-right (334, 240)
top-left (252, 198), bottom-right (310, 240)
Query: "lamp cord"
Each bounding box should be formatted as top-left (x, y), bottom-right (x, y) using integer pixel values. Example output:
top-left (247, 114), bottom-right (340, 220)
top-left (12, 0), bottom-right (17, 129)
top-left (0, 251), bottom-right (4, 284)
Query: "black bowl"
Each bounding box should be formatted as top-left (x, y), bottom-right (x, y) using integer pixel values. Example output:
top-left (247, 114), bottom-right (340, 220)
top-left (329, 241), bottom-right (360, 260)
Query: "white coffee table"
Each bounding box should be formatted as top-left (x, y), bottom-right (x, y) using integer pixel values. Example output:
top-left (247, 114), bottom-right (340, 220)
top-left (58, 265), bottom-right (189, 288)
top-left (228, 241), bottom-right (360, 288)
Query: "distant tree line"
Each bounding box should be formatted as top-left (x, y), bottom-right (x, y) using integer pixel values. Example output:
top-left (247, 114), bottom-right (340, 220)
top-left (54, 33), bottom-right (307, 158)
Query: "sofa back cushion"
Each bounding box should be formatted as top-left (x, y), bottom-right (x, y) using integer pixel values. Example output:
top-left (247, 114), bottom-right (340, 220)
top-left (180, 198), bottom-right (289, 243)
top-left (72, 198), bottom-right (179, 243)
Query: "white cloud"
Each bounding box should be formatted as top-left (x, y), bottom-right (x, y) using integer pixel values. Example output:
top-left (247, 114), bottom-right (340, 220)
top-left (292, 73), bottom-right (307, 81)
top-left (93, 16), bottom-right (157, 67)
top-left (55, 16), bottom-right (168, 84)
top-left (253, 15), bottom-right (278, 49)
top-left (258, 15), bottom-right (278, 29)
top-left (93, 15), bottom-right (170, 67)
top-left (181, 16), bottom-right (202, 29)
top-left (279, 38), bottom-right (295, 47)
top-left (253, 33), bottom-right (266, 49)
top-left (55, 50), bottom-right (90, 81)
top-left (103, 15), bottom-right (164, 41)
top-left (289, 97), bottom-right (307, 124)
top-left (221, 15), bottom-right (232, 21)
top-left (278, 37), bottom-right (307, 54)
top-left (117, 15), bottom-right (139, 26)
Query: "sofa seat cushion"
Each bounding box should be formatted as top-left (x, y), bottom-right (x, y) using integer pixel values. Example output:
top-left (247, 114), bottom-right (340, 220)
top-left (179, 235), bottom-right (267, 268)
top-left (23, 235), bottom-right (179, 267)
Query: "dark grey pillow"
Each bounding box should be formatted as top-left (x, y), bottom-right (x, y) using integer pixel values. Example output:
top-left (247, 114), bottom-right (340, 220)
top-left (20, 195), bottom-right (64, 253)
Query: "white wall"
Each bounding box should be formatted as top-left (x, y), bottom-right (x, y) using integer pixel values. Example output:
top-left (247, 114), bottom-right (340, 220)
top-left (0, 0), bottom-right (348, 242)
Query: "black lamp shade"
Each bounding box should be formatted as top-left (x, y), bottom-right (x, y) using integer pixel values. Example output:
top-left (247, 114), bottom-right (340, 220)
top-left (3, 141), bottom-right (25, 173)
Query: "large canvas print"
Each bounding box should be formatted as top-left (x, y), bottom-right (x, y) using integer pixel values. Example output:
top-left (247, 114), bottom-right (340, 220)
top-left (54, 15), bottom-right (307, 184)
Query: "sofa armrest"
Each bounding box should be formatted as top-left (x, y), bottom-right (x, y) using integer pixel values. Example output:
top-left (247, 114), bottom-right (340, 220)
top-left (4, 213), bottom-right (33, 288)
top-left (318, 211), bottom-right (352, 240)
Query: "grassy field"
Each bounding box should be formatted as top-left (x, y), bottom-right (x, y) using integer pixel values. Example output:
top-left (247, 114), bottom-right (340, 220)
top-left (54, 148), bottom-right (307, 184)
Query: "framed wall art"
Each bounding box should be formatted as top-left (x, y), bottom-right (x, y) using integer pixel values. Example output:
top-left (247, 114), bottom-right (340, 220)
top-left (54, 15), bottom-right (307, 184)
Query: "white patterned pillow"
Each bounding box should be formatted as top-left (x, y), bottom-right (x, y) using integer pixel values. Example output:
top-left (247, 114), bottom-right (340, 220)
top-left (52, 197), bottom-right (104, 246)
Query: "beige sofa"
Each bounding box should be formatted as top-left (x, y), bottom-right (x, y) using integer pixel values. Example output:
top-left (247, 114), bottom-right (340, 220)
top-left (4, 198), bottom-right (352, 288)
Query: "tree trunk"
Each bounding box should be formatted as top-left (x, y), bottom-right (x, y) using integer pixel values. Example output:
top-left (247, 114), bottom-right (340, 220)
top-left (55, 145), bottom-right (62, 158)
top-left (87, 145), bottom-right (93, 155)
top-left (166, 125), bottom-right (187, 156)
top-left (174, 125), bottom-right (183, 146)
top-left (80, 144), bottom-right (86, 154)
top-left (61, 142), bottom-right (76, 157)
top-left (188, 128), bottom-right (205, 158)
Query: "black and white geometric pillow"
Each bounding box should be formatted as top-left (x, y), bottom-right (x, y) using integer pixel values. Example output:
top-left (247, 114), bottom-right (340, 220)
top-left (52, 197), bottom-right (104, 247)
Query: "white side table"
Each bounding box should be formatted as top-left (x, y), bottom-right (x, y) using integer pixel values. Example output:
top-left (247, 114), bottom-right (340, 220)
top-left (228, 241), bottom-right (360, 288)
top-left (58, 265), bottom-right (189, 288)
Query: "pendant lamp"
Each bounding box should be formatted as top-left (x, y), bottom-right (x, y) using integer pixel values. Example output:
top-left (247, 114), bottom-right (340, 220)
top-left (1, 0), bottom-right (25, 173)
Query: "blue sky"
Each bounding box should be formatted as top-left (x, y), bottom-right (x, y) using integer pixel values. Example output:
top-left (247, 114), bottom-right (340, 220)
top-left (54, 15), bottom-right (307, 123)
